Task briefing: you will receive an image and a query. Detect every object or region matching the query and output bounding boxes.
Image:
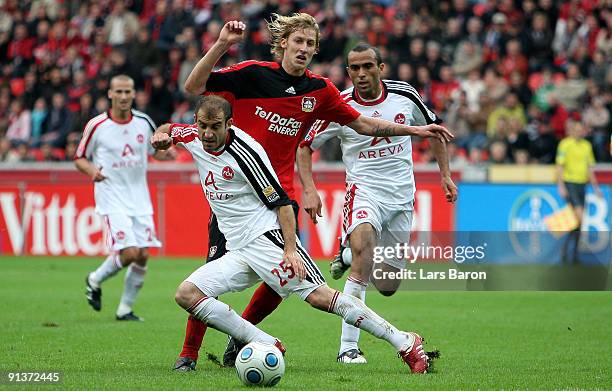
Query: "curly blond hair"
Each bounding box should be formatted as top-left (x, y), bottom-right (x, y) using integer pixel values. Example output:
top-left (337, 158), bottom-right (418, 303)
top-left (267, 13), bottom-right (320, 59)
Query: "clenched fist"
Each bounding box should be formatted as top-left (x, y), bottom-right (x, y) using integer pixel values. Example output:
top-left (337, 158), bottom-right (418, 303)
top-left (151, 132), bottom-right (172, 150)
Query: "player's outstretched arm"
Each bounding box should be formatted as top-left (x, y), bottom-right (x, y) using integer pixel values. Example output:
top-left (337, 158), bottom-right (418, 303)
top-left (347, 115), bottom-right (454, 142)
top-left (184, 21), bottom-right (246, 95)
top-left (430, 138), bottom-right (458, 203)
top-left (74, 157), bottom-right (106, 182)
top-left (277, 205), bottom-right (306, 281)
top-left (296, 146), bottom-right (322, 224)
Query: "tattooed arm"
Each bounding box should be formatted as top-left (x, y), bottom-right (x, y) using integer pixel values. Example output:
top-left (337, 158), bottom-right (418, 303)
top-left (347, 115), bottom-right (453, 142)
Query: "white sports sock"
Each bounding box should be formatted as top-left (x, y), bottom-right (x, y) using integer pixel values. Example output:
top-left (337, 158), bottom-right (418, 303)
top-left (89, 253), bottom-right (122, 288)
top-left (189, 296), bottom-right (276, 345)
top-left (117, 263), bottom-right (147, 316)
top-left (339, 279), bottom-right (367, 354)
top-left (330, 291), bottom-right (411, 351)
top-left (342, 247), bottom-right (353, 266)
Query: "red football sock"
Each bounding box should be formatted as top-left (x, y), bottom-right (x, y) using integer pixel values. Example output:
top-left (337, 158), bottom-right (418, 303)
top-left (179, 315), bottom-right (208, 360)
top-left (242, 283), bottom-right (283, 325)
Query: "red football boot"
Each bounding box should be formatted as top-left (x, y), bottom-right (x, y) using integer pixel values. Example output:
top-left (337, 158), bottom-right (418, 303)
top-left (398, 332), bottom-right (428, 374)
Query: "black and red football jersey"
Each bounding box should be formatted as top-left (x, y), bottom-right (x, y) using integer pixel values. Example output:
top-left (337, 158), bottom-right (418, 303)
top-left (205, 60), bottom-right (360, 199)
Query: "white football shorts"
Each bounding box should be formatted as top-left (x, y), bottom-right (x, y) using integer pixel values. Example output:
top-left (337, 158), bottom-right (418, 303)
top-left (104, 214), bottom-right (162, 251)
top-left (186, 230), bottom-right (326, 300)
top-left (342, 184), bottom-right (414, 269)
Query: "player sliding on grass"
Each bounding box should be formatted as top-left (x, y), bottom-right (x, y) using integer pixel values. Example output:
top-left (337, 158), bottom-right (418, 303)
top-left (297, 43), bottom-right (458, 364)
top-left (176, 12), bottom-right (453, 371)
top-left (152, 95), bottom-right (432, 373)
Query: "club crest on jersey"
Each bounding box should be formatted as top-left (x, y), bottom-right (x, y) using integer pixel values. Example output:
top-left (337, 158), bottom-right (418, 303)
top-left (137, 134), bottom-right (144, 143)
top-left (394, 113), bottom-right (406, 124)
top-left (263, 185), bottom-right (280, 202)
top-left (222, 166), bottom-right (234, 180)
top-left (301, 97), bottom-right (316, 112)
top-left (356, 210), bottom-right (368, 219)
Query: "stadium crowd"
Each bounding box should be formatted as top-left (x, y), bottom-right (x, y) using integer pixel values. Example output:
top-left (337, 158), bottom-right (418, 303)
top-left (0, 0), bottom-right (610, 164)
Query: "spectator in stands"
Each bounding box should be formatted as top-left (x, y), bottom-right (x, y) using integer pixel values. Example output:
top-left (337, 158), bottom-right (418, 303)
top-left (386, 18), bottom-right (410, 65)
top-left (588, 50), bottom-right (608, 88)
top-left (441, 18), bottom-right (463, 60)
top-left (0, 137), bottom-right (11, 161)
top-left (460, 69), bottom-right (485, 111)
top-left (5, 98), bottom-right (31, 145)
top-left (446, 90), bottom-right (471, 147)
top-left (42, 92), bottom-right (72, 148)
top-left (66, 70), bottom-right (90, 112)
top-left (105, 0), bottom-right (139, 47)
top-left (178, 43), bottom-right (199, 96)
top-left (525, 12), bottom-right (554, 69)
top-left (396, 63), bottom-right (415, 85)
top-left (128, 27), bottom-right (161, 78)
top-left (63, 140), bottom-right (78, 162)
top-left (498, 39), bottom-right (529, 80)
top-left (483, 12), bottom-right (506, 63)
top-left (165, 46), bottom-right (183, 90)
top-left (583, 96), bottom-right (611, 162)
top-left (431, 65), bottom-right (459, 113)
top-left (8, 23), bottom-right (34, 69)
top-left (553, 63), bottom-right (588, 112)
top-left (0, 0), bottom-right (607, 164)
top-left (514, 149), bottom-right (530, 165)
top-left (452, 40), bottom-right (483, 79)
top-left (158, 0), bottom-right (194, 52)
top-left (505, 118), bottom-right (531, 161)
top-left (407, 37), bottom-right (427, 69)
top-left (40, 67), bottom-right (67, 103)
top-left (509, 70), bottom-right (533, 108)
top-left (466, 92), bottom-right (495, 149)
top-left (482, 67), bottom-right (508, 104)
top-left (134, 90), bottom-right (151, 115)
top-left (0, 87), bottom-right (10, 134)
top-left (6, 141), bottom-right (36, 163)
top-left (529, 121), bottom-right (558, 164)
top-left (489, 141), bottom-right (510, 164)
top-left (30, 97), bottom-right (47, 147)
top-left (531, 67), bottom-right (557, 111)
top-left (72, 93), bottom-right (96, 136)
top-left (487, 92), bottom-right (527, 138)
top-left (148, 70), bottom-right (173, 126)
top-left (81, 3), bottom-right (105, 41)
top-left (465, 16), bottom-right (484, 44)
top-left (170, 100), bottom-right (194, 124)
top-left (468, 146), bottom-right (486, 165)
top-left (109, 49), bottom-right (142, 87)
top-left (39, 141), bottom-right (60, 162)
top-left (425, 41), bottom-right (446, 80)
top-left (94, 96), bottom-right (109, 115)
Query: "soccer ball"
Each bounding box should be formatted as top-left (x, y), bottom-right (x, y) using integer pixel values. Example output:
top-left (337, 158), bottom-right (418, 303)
top-left (235, 342), bottom-right (285, 387)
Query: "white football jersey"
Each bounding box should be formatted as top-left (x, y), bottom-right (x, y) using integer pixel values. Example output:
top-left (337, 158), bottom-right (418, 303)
top-left (170, 124), bottom-right (292, 251)
top-left (302, 80), bottom-right (441, 205)
top-left (75, 110), bottom-right (156, 216)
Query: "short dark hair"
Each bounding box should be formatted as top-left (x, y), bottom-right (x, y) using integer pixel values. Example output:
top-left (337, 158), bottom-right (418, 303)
top-left (195, 95), bottom-right (233, 122)
top-left (346, 43), bottom-right (383, 66)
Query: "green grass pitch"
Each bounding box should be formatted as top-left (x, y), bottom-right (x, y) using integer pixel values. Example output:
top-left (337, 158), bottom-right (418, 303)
top-left (1, 256), bottom-right (611, 390)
